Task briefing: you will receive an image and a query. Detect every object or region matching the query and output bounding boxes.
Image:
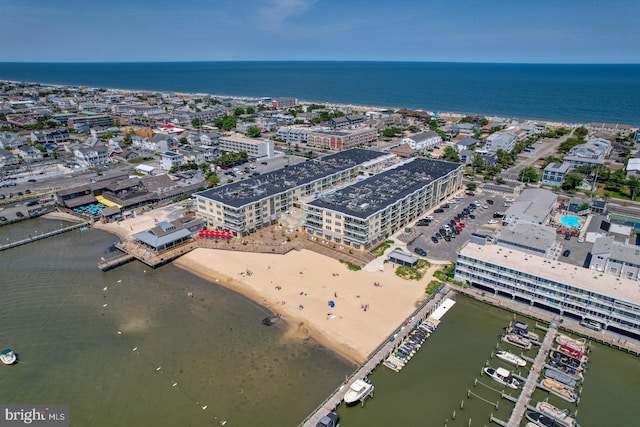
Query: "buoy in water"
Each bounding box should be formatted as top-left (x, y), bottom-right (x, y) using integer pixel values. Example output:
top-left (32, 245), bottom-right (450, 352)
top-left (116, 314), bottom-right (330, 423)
top-left (156, 367), bottom-right (161, 371)
top-left (133, 347), bottom-right (138, 351)
top-left (172, 382), bottom-right (178, 387)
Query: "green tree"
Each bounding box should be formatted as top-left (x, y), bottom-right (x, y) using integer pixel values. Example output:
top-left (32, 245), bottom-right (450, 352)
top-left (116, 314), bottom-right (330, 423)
top-left (558, 137), bottom-right (583, 154)
top-left (214, 116), bottom-right (237, 131)
top-left (246, 126), bottom-right (261, 138)
top-left (179, 137), bottom-right (188, 145)
top-left (191, 118), bottom-right (202, 128)
top-left (574, 126), bottom-right (588, 139)
top-left (627, 176), bottom-right (640, 200)
top-left (579, 203), bottom-right (591, 211)
top-left (605, 169), bottom-right (627, 191)
top-left (205, 172), bottom-right (220, 187)
top-left (443, 146), bottom-right (460, 162)
top-left (234, 107), bottom-right (245, 116)
top-left (246, 106), bottom-right (255, 115)
top-left (562, 172), bottom-right (584, 191)
top-left (382, 127), bottom-right (401, 138)
top-left (518, 166), bottom-right (540, 183)
top-left (472, 155), bottom-right (485, 172)
top-left (466, 183), bottom-right (477, 191)
top-left (123, 133), bottom-right (133, 146)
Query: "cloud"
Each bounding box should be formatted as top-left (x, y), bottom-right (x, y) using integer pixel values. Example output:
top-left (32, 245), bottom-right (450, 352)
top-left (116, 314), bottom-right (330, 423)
top-left (256, 0), bottom-right (317, 31)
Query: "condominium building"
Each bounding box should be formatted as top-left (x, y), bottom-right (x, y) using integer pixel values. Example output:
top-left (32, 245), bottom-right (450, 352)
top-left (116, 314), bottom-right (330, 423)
top-left (218, 133), bottom-right (274, 159)
top-left (194, 149), bottom-right (393, 236)
top-left (455, 242), bottom-right (640, 339)
top-left (305, 158), bottom-right (463, 249)
top-left (67, 114), bottom-right (113, 129)
top-left (484, 131), bottom-right (518, 153)
top-left (306, 128), bottom-right (378, 150)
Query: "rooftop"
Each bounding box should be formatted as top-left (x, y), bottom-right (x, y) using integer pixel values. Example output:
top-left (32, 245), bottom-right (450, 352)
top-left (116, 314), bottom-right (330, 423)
top-left (307, 158), bottom-right (461, 219)
top-left (459, 242), bottom-right (640, 307)
top-left (197, 148), bottom-right (389, 208)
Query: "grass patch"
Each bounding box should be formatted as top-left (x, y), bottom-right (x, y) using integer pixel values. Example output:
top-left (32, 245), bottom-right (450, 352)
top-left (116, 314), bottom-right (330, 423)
top-left (395, 259), bottom-right (431, 281)
top-left (370, 240), bottom-right (394, 257)
top-left (127, 158), bottom-right (146, 164)
top-left (339, 260), bottom-right (362, 271)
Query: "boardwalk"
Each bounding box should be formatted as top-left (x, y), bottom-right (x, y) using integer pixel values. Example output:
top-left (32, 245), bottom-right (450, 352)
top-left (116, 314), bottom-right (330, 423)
top-left (0, 221), bottom-right (90, 252)
top-left (505, 323), bottom-right (558, 427)
top-left (298, 287), bottom-right (455, 427)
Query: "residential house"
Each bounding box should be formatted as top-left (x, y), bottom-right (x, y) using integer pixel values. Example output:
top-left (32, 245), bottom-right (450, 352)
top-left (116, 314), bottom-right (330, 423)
top-left (503, 188), bottom-right (557, 226)
top-left (455, 137), bottom-right (479, 153)
top-left (160, 151), bottom-right (185, 170)
top-left (16, 145), bottom-right (44, 163)
top-left (0, 148), bottom-right (19, 167)
top-left (30, 129), bottom-right (70, 144)
top-left (589, 236), bottom-right (640, 279)
top-left (0, 132), bottom-right (27, 149)
top-left (401, 131), bottom-right (442, 151)
top-left (541, 162), bottom-right (572, 187)
top-left (74, 146), bottom-right (110, 167)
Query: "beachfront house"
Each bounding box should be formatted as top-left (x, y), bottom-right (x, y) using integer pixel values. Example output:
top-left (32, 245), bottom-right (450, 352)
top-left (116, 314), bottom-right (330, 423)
top-left (401, 131), bottom-right (442, 151)
top-left (484, 131), bottom-right (518, 153)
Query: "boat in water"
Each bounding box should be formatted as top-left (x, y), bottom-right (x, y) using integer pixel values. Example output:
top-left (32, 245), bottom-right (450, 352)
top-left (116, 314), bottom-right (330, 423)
top-left (555, 334), bottom-right (586, 353)
top-left (483, 366), bottom-right (519, 389)
top-left (0, 349), bottom-right (16, 365)
top-left (513, 321), bottom-right (540, 341)
top-left (343, 378), bottom-right (374, 406)
top-left (547, 357), bottom-right (583, 381)
top-left (544, 368), bottom-right (577, 388)
top-left (557, 344), bottom-right (588, 364)
top-left (502, 333), bottom-right (532, 350)
top-left (496, 350), bottom-right (527, 367)
top-left (548, 350), bottom-right (585, 372)
top-left (536, 401), bottom-right (580, 427)
top-left (540, 378), bottom-right (578, 403)
top-left (526, 410), bottom-right (563, 427)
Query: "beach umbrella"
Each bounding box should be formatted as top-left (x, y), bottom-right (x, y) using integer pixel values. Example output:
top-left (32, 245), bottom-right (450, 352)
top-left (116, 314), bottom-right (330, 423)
top-left (212, 231), bottom-right (220, 238)
top-left (198, 230), bottom-right (204, 237)
top-left (328, 300), bottom-right (335, 308)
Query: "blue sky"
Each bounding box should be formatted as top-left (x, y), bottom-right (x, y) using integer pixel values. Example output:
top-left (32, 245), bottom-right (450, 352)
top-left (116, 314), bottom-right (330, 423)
top-left (1, 0), bottom-right (638, 63)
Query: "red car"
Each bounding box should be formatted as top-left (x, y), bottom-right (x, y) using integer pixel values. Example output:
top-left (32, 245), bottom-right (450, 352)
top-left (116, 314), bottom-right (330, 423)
top-left (454, 216), bottom-right (461, 223)
top-left (465, 191), bottom-right (475, 196)
top-left (455, 225), bottom-right (462, 232)
top-left (459, 222), bottom-right (465, 228)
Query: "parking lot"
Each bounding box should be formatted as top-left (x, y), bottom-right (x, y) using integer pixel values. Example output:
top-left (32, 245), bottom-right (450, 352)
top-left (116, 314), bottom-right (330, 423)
top-left (409, 191), bottom-right (510, 261)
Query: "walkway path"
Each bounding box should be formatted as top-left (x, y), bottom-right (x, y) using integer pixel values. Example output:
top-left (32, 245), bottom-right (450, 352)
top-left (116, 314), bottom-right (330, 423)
top-left (506, 324), bottom-right (557, 427)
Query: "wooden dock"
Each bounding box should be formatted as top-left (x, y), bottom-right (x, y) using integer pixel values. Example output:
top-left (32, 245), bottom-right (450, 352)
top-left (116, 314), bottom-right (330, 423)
top-left (98, 253), bottom-right (135, 271)
top-left (504, 323), bottom-right (558, 427)
top-left (298, 287), bottom-right (456, 427)
top-left (0, 221), bottom-right (90, 252)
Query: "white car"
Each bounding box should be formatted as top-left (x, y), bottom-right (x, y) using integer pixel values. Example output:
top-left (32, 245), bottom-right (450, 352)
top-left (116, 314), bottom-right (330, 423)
top-left (482, 204), bottom-right (489, 209)
top-left (487, 219), bottom-right (499, 224)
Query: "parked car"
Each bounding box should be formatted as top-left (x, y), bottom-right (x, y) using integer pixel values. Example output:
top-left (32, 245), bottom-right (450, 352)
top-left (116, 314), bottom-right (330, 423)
top-left (469, 214), bottom-right (476, 219)
top-left (15, 211), bottom-right (24, 218)
top-left (434, 208), bottom-right (444, 213)
top-left (564, 233), bottom-right (572, 240)
top-left (442, 204), bottom-right (450, 209)
top-left (487, 219), bottom-right (498, 224)
top-left (414, 247), bottom-right (427, 257)
top-left (465, 191), bottom-right (475, 196)
top-left (431, 236), bottom-right (439, 244)
top-left (0, 215), bottom-right (7, 221)
top-left (486, 199), bottom-right (494, 205)
top-left (563, 249), bottom-right (571, 257)
top-left (443, 235), bottom-right (451, 242)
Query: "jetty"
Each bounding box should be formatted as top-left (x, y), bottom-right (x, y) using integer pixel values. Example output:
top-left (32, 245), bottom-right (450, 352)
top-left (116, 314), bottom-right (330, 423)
top-left (298, 289), bottom-right (456, 427)
top-left (503, 323), bottom-right (558, 427)
top-left (0, 221), bottom-right (90, 252)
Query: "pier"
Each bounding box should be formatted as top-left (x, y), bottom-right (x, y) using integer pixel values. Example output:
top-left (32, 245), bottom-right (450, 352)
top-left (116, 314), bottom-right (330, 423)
top-left (503, 323), bottom-right (558, 427)
top-left (298, 288), bottom-right (456, 427)
top-left (0, 221), bottom-right (90, 252)
top-left (98, 253), bottom-right (135, 271)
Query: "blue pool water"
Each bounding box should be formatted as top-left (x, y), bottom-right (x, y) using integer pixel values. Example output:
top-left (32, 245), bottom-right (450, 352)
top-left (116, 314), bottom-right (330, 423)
top-left (560, 215), bottom-right (582, 228)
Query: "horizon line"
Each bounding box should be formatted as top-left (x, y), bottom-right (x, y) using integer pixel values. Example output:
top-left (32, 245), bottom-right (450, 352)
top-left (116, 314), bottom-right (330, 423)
top-left (0, 60), bottom-right (639, 66)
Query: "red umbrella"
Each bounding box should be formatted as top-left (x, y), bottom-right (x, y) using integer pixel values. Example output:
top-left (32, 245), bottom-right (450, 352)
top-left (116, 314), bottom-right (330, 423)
top-left (198, 230), bottom-right (204, 237)
top-left (225, 231), bottom-right (232, 239)
top-left (206, 230), bottom-right (214, 238)
top-left (212, 231), bottom-right (220, 238)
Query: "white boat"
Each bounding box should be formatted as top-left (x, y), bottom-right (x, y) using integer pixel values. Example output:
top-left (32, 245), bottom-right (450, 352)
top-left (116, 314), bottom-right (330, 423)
top-left (536, 401), bottom-right (580, 427)
top-left (483, 366), bottom-right (519, 389)
top-left (343, 379), bottom-right (374, 406)
top-left (0, 349), bottom-right (16, 365)
top-left (540, 378), bottom-right (578, 403)
top-left (496, 350), bottom-right (527, 367)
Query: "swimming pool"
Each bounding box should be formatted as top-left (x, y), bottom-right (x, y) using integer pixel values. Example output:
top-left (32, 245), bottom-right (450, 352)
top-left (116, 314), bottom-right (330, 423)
top-left (560, 215), bottom-right (582, 228)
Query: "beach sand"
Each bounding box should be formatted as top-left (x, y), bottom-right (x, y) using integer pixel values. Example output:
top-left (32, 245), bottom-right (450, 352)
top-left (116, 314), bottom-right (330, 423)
top-left (174, 248), bottom-right (433, 364)
top-left (82, 201), bottom-right (437, 364)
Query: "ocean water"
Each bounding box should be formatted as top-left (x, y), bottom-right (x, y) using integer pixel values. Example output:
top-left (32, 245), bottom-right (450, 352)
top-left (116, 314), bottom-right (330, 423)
top-left (0, 61), bottom-right (638, 125)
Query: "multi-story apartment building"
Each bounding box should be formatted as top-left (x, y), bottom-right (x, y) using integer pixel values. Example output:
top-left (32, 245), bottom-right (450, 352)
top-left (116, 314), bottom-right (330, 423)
top-left (401, 131), bottom-right (442, 151)
top-left (540, 162), bottom-right (572, 187)
top-left (306, 128), bottom-right (378, 150)
top-left (218, 133), bottom-right (274, 159)
top-left (455, 241), bottom-right (640, 339)
top-left (194, 149), bottom-right (392, 236)
top-left (305, 158), bottom-right (463, 249)
top-left (67, 113), bottom-right (113, 129)
top-left (484, 131), bottom-right (518, 153)
top-left (74, 146), bottom-right (110, 167)
top-left (160, 151), bottom-right (185, 170)
top-left (30, 129), bottom-right (70, 144)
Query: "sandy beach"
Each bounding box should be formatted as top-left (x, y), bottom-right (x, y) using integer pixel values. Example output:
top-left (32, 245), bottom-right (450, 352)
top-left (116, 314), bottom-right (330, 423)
top-left (61, 204), bottom-right (434, 364)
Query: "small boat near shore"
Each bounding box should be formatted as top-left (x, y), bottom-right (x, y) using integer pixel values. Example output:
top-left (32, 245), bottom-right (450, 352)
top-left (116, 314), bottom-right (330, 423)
top-left (513, 321), bottom-right (540, 341)
top-left (343, 378), bottom-right (374, 406)
top-left (483, 366), bottom-right (519, 389)
top-left (555, 334), bottom-right (586, 353)
top-left (526, 410), bottom-right (563, 427)
top-left (544, 368), bottom-right (577, 388)
top-left (0, 349), bottom-right (16, 365)
top-left (536, 401), bottom-right (580, 427)
top-left (502, 333), bottom-right (532, 350)
top-left (540, 378), bottom-right (578, 403)
top-left (496, 350), bottom-right (527, 367)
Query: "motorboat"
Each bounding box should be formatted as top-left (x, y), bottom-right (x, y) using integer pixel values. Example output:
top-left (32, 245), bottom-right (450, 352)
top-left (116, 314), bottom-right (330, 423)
top-left (496, 350), bottom-right (527, 367)
top-left (343, 379), bottom-right (374, 406)
top-left (502, 333), bottom-right (532, 350)
top-left (536, 401), bottom-right (580, 427)
top-left (316, 411), bottom-right (340, 427)
top-left (0, 349), bottom-right (16, 365)
top-left (557, 345), bottom-right (588, 364)
top-left (526, 410), bottom-right (563, 427)
top-left (547, 358), bottom-right (583, 381)
top-left (513, 321), bottom-right (540, 341)
top-left (544, 368), bottom-right (577, 388)
top-left (483, 366), bottom-right (519, 389)
top-left (548, 350), bottom-right (584, 371)
top-left (555, 334), bottom-right (586, 353)
top-left (540, 378), bottom-right (578, 403)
